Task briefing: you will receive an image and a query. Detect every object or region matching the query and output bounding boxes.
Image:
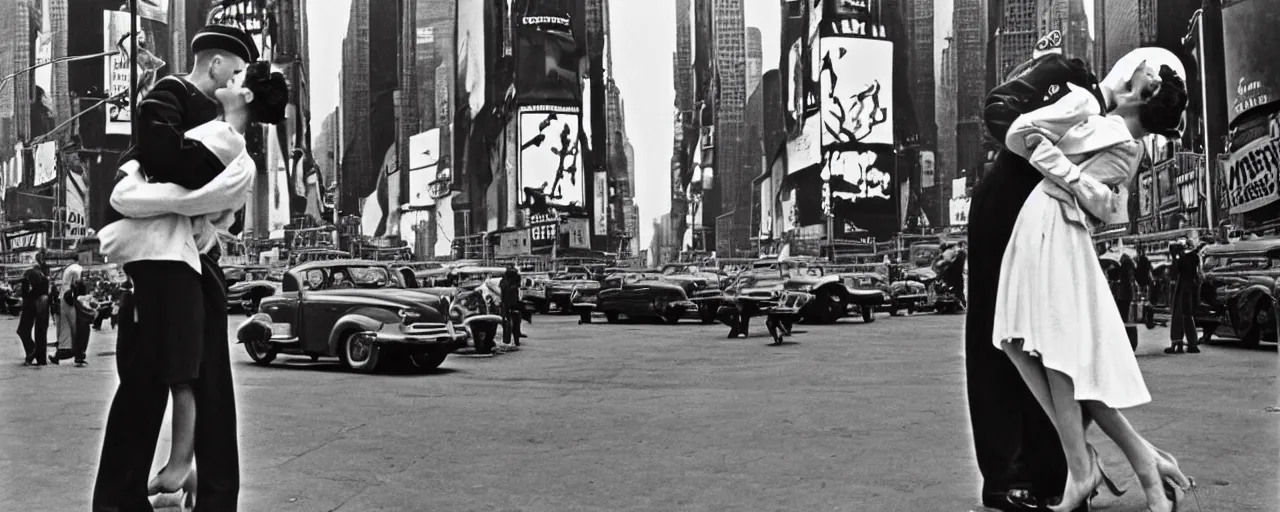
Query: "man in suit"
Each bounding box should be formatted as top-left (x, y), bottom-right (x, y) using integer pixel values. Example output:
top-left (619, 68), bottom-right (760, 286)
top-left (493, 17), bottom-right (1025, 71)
top-left (966, 36), bottom-right (1108, 511)
top-left (17, 250), bottom-right (51, 366)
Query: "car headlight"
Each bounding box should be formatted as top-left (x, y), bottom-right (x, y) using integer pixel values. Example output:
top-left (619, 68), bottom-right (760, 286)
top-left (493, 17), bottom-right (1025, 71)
top-left (398, 308), bottom-right (422, 324)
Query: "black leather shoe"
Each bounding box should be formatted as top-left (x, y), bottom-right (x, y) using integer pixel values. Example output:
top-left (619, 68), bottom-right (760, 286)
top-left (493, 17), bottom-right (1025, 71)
top-left (983, 490), bottom-right (1046, 511)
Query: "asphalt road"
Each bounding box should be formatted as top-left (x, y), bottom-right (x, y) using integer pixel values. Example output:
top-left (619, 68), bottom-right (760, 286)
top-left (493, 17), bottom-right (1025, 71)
top-left (1, 310), bottom-right (1275, 512)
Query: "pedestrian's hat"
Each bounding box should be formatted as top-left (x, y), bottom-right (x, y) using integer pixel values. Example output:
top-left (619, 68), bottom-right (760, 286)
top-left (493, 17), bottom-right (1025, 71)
top-left (191, 24), bottom-right (259, 63)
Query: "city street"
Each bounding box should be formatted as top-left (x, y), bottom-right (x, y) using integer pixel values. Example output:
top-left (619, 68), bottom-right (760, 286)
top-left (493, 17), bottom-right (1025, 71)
top-left (1, 311), bottom-right (1275, 511)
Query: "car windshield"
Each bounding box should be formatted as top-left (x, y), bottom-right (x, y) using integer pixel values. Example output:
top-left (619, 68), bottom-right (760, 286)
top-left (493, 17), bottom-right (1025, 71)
top-left (346, 266), bottom-right (395, 288)
top-left (458, 270), bottom-right (504, 285)
top-left (736, 274), bottom-right (784, 289)
top-left (1202, 254), bottom-right (1274, 272)
top-left (245, 269), bottom-right (271, 281)
top-left (554, 273), bottom-right (590, 280)
top-left (662, 265), bottom-right (700, 275)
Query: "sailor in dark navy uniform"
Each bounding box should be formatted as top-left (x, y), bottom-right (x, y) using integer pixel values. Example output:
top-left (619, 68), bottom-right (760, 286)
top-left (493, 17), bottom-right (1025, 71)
top-left (93, 24), bottom-right (259, 512)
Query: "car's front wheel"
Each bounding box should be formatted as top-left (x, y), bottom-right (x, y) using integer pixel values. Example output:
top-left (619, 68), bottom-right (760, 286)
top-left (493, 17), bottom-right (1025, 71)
top-left (244, 337), bottom-right (276, 365)
top-left (604, 311), bottom-right (620, 323)
top-left (861, 306), bottom-right (875, 323)
top-left (339, 332), bottom-right (381, 372)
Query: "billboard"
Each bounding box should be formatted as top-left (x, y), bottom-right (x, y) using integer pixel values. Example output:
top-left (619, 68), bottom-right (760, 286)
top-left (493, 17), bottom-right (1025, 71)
top-left (519, 111), bottom-right (585, 209)
top-left (1223, 0), bottom-right (1280, 123)
top-left (820, 38), bottom-right (894, 146)
top-left (920, 150), bottom-right (936, 188)
top-left (1226, 134), bottom-right (1280, 214)
top-left (787, 114), bottom-right (822, 173)
top-left (516, 15), bottom-right (581, 105)
top-left (408, 129), bottom-right (440, 208)
top-left (819, 37), bottom-right (896, 239)
top-left (102, 10), bottom-right (169, 136)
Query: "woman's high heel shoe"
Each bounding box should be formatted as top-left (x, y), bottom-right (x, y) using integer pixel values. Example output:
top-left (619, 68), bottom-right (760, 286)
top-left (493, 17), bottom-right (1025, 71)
top-left (1051, 446), bottom-right (1124, 512)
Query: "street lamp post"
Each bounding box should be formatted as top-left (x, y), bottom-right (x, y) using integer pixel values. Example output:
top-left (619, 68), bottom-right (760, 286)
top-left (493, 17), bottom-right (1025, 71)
top-left (129, 0), bottom-right (139, 143)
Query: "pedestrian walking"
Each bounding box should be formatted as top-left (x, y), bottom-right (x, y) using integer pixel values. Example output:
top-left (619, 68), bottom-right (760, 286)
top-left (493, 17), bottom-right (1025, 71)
top-left (1115, 254), bottom-right (1136, 323)
top-left (989, 50), bottom-right (1194, 511)
top-left (500, 265), bottom-right (526, 346)
top-left (1167, 240), bottom-right (1206, 354)
top-left (51, 263), bottom-right (97, 366)
top-left (17, 251), bottom-right (51, 366)
top-left (92, 25), bottom-right (263, 512)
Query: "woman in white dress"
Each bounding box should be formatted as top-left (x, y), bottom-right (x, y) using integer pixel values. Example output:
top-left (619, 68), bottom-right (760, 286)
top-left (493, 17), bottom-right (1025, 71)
top-left (992, 57), bottom-right (1194, 512)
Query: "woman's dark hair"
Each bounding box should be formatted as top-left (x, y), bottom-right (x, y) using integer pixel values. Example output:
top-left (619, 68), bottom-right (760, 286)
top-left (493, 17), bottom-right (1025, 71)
top-left (1138, 64), bottom-right (1188, 138)
top-left (244, 60), bottom-right (289, 125)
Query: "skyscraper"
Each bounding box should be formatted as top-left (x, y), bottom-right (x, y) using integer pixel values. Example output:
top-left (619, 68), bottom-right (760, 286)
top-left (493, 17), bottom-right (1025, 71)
top-left (339, 0), bottom-right (372, 214)
top-left (953, 0), bottom-right (988, 182)
top-left (906, 0), bottom-right (937, 149)
top-left (415, 0), bottom-right (456, 134)
top-left (1040, 0), bottom-right (1092, 67)
top-left (995, 0), bottom-right (1039, 81)
top-left (936, 33), bottom-right (957, 220)
top-left (1093, 0), bottom-right (1107, 73)
top-left (745, 27), bottom-right (762, 96)
top-left (1103, 0), bottom-right (1141, 71)
top-left (712, 0), bottom-right (748, 254)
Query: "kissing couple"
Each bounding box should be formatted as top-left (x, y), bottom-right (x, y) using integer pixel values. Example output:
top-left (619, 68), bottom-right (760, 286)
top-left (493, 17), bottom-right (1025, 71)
top-left (93, 24), bottom-right (288, 512)
top-left (967, 45), bottom-right (1197, 512)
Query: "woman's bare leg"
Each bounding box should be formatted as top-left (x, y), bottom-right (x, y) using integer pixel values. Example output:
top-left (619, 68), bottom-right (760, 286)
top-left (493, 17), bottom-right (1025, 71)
top-left (1001, 341), bottom-right (1059, 429)
top-left (1044, 369), bottom-right (1096, 511)
top-left (148, 383), bottom-right (196, 495)
top-left (1083, 402), bottom-right (1190, 512)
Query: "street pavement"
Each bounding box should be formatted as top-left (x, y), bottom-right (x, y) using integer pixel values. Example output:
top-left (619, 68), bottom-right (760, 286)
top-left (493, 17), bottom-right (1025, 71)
top-left (0, 310), bottom-right (1275, 511)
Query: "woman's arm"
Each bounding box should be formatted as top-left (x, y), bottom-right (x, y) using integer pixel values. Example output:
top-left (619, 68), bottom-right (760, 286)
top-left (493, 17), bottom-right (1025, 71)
top-left (111, 153), bottom-right (254, 218)
top-left (1003, 87), bottom-right (1101, 163)
top-left (1025, 139), bottom-right (1143, 224)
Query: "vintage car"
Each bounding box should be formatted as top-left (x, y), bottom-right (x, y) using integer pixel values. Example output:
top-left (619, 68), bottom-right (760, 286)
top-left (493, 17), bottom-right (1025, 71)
top-left (657, 263), bottom-right (728, 295)
top-left (568, 283), bottom-right (600, 323)
top-left (417, 266), bottom-right (508, 298)
top-left (843, 271), bottom-right (925, 316)
top-left (1185, 240), bottom-right (1280, 347)
top-left (697, 270), bottom-right (813, 326)
top-left (224, 265), bottom-right (281, 314)
top-left (235, 259), bottom-right (469, 372)
top-left (532, 272), bottom-right (600, 314)
top-left (595, 271), bottom-right (698, 324)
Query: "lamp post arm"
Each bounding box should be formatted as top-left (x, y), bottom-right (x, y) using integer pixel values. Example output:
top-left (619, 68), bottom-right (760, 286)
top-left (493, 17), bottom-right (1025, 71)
top-left (0, 50), bottom-right (119, 96)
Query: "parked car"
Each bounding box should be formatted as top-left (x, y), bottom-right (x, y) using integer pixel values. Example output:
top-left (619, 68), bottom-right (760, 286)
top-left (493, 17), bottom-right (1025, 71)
top-left (694, 270), bottom-right (813, 325)
top-left (595, 271), bottom-right (697, 324)
top-left (535, 272), bottom-right (600, 314)
top-left (843, 272), bottom-right (924, 316)
top-left (1189, 240), bottom-right (1280, 347)
top-left (781, 264), bottom-right (884, 324)
top-left (658, 263), bottom-right (727, 296)
top-left (225, 265), bottom-right (281, 314)
top-left (235, 259), bottom-right (467, 372)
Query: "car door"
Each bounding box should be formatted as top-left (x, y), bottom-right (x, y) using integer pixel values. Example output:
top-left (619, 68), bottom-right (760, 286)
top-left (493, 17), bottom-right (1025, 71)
top-left (259, 273), bottom-right (302, 341)
top-left (297, 268), bottom-right (343, 353)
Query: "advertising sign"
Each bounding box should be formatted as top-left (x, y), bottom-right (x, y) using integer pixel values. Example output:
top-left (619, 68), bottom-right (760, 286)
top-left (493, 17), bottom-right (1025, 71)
top-left (103, 11), bottom-right (141, 135)
top-left (820, 38), bottom-right (894, 146)
top-left (134, 0), bottom-right (170, 23)
top-left (528, 213), bottom-right (558, 249)
top-left (63, 161), bottom-right (87, 228)
top-left (496, 229), bottom-right (532, 257)
top-left (1139, 172), bottom-right (1153, 216)
top-left (457, 0), bottom-right (486, 116)
top-left (567, 217), bottom-right (590, 249)
top-left (759, 176), bottom-right (774, 238)
top-left (949, 197), bottom-right (971, 226)
top-left (787, 114), bottom-right (821, 173)
top-left (920, 150), bottom-right (936, 188)
top-left (33, 142), bottom-right (56, 186)
top-left (593, 172), bottom-right (607, 234)
top-left (1227, 134), bottom-right (1280, 214)
top-left (1222, 0), bottom-right (1280, 123)
top-left (516, 21), bottom-right (581, 105)
top-left (519, 111), bottom-right (585, 207)
top-left (785, 38), bottom-right (803, 129)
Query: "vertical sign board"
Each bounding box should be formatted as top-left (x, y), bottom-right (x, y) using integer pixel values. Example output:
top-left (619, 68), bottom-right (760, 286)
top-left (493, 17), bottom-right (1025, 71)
top-left (593, 172), bottom-right (607, 235)
top-left (567, 217), bottom-right (590, 249)
top-left (103, 11), bottom-right (139, 135)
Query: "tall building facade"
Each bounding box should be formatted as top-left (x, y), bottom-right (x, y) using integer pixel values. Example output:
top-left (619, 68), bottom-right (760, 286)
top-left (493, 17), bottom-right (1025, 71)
top-left (0, 0), bottom-right (37, 162)
top-left (670, 0), bottom-right (695, 250)
top-left (1103, 0), bottom-right (1142, 71)
top-left (995, 0), bottom-right (1039, 81)
top-left (936, 34), bottom-right (957, 188)
top-left (712, 0), bottom-right (748, 255)
top-left (905, 0), bottom-right (936, 149)
top-left (1093, 0), bottom-right (1107, 72)
top-left (340, 0), bottom-right (372, 214)
top-left (953, 0), bottom-right (989, 182)
top-left (745, 26), bottom-right (762, 96)
top-left (415, 0), bottom-right (456, 134)
top-left (1040, 0), bottom-right (1092, 68)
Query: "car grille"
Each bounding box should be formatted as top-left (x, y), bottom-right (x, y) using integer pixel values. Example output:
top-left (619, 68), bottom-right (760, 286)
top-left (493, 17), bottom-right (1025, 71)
top-left (403, 322), bottom-right (456, 338)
